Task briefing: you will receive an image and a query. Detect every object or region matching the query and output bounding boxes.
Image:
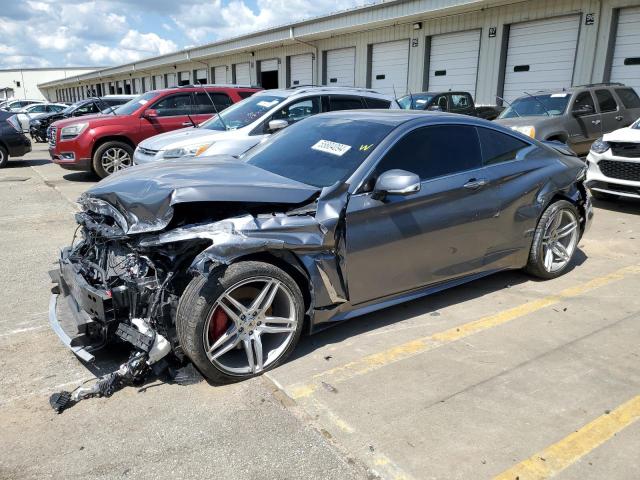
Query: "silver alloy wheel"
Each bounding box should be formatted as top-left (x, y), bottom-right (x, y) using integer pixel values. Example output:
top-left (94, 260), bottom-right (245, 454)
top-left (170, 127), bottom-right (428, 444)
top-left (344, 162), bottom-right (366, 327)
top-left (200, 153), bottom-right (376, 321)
top-left (101, 147), bottom-right (132, 174)
top-left (0, 149), bottom-right (4, 162)
top-left (203, 276), bottom-right (298, 376)
top-left (542, 208), bottom-right (579, 273)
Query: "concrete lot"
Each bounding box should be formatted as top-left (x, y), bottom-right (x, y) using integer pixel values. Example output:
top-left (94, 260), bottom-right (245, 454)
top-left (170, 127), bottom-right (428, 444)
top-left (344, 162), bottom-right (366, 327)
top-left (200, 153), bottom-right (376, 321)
top-left (1, 144), bottom-right (639, 480)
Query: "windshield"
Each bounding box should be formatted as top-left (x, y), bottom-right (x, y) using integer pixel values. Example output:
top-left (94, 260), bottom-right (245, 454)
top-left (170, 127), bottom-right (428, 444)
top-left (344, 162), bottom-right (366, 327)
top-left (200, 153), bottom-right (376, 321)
top-left (244, 115), bottom-right (395, 188)
top-left (199, 95), bottom-right (285, 131)
top-left (112, 92), bottom-right (157, 115)
top-left (498, 94), bottom-right (570, 119)
top-left (398, 93), bottom-right (435, 110)
top-left (61, 101), bottom-right (85, 115)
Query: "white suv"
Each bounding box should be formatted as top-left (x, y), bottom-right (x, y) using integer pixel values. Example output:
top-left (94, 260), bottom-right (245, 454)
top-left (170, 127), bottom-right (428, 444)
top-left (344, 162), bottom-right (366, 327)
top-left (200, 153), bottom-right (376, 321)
top-left (586, 117), bottom-right (640, 200)
top-left (133, 87), bottom-right (398, 165)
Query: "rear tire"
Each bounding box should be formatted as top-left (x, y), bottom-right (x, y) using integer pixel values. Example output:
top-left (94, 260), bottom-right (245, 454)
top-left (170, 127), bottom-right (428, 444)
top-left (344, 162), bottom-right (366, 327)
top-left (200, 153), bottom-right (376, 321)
top-left (176, 261), bottom-right (305, 384)
top-left (92, 141), bottom-right (133, 178)
top-left (525, 200), bottom-right (581, 279)
top-left (0, 145), bottom-right (8, 168)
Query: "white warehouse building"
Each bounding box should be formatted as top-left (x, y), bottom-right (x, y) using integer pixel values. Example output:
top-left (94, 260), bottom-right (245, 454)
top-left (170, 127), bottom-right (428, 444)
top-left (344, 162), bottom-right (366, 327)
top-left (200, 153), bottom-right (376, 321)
top-left (1, 67), bottom-right (97, 101)
top-left (38, 0), bottom-right (640, 104)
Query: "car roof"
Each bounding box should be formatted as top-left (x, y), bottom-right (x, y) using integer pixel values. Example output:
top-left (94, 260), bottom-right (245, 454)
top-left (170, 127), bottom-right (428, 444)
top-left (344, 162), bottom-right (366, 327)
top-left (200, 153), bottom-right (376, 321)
top-left (255, 86), bottom-right (394, 100)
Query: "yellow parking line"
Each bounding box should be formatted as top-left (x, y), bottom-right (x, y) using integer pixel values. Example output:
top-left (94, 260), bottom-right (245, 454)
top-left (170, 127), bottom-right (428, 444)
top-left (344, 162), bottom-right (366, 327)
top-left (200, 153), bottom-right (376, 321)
top-left (287, 265), bottom-right (640, 400)
top-left (493, 395), bottom-right (640, 480)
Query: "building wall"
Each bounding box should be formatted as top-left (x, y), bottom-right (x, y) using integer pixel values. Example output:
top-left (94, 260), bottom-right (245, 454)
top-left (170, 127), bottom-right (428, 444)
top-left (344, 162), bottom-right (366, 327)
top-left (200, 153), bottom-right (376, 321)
top-left (40, 0), bottom-right (640, 105)
top-left (0, 68), bottom-right (96, 101)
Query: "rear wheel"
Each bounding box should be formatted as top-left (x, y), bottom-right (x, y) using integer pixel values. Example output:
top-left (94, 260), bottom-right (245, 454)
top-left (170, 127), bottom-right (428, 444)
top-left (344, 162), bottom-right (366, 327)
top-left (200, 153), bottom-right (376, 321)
top-left (525, 200), bottom-right (580, 279)
top-left (176, 261), bottom-right (305, 384)
top-left (0, 145), bottom-right (8, 168)
top-left (92, 141), bottom-right (133, 178)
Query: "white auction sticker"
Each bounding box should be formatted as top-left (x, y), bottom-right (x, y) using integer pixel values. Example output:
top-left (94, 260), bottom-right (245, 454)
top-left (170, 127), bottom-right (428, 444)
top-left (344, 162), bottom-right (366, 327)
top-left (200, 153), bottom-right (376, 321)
top-left (416, 99), bottom-right (427, 104)
top-left (257, 100), bottom-right (279, 108)
top-left (311, 139), bottom-right (352, 156)
top-left (550, 93), bottom-right (569, 98)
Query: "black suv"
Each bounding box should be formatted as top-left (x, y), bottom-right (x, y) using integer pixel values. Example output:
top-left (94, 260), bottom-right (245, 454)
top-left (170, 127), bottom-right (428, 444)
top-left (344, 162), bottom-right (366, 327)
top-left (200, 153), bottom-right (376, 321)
top-left (0, 111), bottom-right (31, 168)
top-left (29, 95), bottom-right (134, 142)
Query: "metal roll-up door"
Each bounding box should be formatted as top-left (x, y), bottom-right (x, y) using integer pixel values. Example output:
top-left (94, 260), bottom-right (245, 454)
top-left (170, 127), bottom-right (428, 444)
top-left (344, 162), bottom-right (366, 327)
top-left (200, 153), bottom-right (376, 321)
top-left (260, 59), bottom-right (278, 72)
top-left (195, 68), bottom-right (207, 84)
top-left (166, 73), bottom-right (177, 88)
top-left (326, 47), bottom-right (355, 86)
top-left (427, 30), bottom-right (480, 97)
top-left (502, 15), bottom-right (580, 101)
top-left (290, 53), bottom-right (313, 86)
top-left (370, 40), bottom-right (409, 96)
top-left (214, 66), bottom-right (227, 84)
top-left (153, 75), bottom-right (163, 89)
top-left (234, 63), bottom-right (251, 85)
top-left (609, 7), bottom-right (640, 93)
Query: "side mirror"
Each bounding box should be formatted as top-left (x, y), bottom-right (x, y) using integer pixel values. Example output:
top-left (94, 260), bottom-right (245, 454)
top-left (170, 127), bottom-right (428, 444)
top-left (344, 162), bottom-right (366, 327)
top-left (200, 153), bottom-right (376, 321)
top-left (144, 108), bottom-right (158, 119)
top-left (572, 104), bottom-right (594, 117)
top-left (372, 169), bottom-right (421, 200)
top-left (268, 119), bottom-right (288, 132)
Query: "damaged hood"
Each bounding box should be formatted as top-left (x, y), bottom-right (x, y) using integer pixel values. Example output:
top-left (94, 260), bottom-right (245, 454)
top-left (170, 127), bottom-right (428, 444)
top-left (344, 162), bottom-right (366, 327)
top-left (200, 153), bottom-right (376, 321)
top-left (81, 156), bottom-right (320, 234)
top-left (138, 126), bottom-right (220, 151)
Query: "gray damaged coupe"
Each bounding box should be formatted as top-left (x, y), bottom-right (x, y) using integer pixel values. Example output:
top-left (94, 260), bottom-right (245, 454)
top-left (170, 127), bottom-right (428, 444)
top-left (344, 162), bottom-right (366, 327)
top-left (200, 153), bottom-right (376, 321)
top-left (50, 111), bottom-right (593, 387)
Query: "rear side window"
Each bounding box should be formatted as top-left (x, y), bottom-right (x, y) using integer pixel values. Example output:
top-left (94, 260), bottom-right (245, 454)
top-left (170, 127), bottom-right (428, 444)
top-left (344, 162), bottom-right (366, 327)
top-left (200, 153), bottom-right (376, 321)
top-left (238, 91), bottom-right (257, 99)
top-left (375, 125), bottom-right (481, 181)
top-left (615, 88), bottom-right (640, 109)
top-left (153, 93), bottom-right (193, 117)
top-left (329, 96), bottom-right (365, 111)
top-left (364, 97), bottom-right (391, 109)
top-left (449, 94), bottom-right (472, 111)
top-left (193, 92), bottom-right (232, 114)
top-left (595, 89), bottom-right (618, 112)
top-left (572, 91), bottom-right (595, 113)
top-left (477, 127), bottom-right (530, 165)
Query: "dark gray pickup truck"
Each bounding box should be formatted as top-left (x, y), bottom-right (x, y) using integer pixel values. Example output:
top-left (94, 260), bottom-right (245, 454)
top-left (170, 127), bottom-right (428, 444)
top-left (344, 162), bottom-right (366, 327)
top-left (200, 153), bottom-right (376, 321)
top-left (494, 83), bottom-right (640, 156)
top-left (398, 91), bottom-right (503, 120)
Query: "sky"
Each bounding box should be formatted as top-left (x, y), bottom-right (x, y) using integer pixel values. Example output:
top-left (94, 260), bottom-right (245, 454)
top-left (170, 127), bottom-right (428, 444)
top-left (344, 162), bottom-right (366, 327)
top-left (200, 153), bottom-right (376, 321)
top-left (0, 0), bottom-right (369, 69)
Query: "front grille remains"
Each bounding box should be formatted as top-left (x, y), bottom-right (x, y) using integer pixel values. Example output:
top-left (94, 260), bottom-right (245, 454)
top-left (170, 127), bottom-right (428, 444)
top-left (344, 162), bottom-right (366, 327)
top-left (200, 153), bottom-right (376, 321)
top-left (599, 160), bottom-right (640, 181)
top-left (48, 126), bottom-right (57, 146)
top-left (610, 142), bottom-right (640, 158)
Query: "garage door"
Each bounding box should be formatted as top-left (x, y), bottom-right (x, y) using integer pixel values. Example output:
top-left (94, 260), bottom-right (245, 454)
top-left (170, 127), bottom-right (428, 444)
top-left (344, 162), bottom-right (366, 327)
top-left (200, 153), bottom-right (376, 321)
top-left (371, 40), bottom-right (409, 96)
top-left (503, 15), bottom-right (580, 101)
top-left (234, 63), bottom-right (251, 85)
top-left (427, 30), bottom-right (480, 97)
top-left (609, 7), bottom-right (640, 93)
top-left (260, 59), bottom-right (278, 72)
top-left (166, 73), bottom-right (177, 88)
top-left (153, 75), bottom-right (163, 89)
top-left (325, 47), bottom-right (355, 86)
top-left (290, 53), bottom-right (313, 86)
top-left (214, 66), bottom-right (227, 84)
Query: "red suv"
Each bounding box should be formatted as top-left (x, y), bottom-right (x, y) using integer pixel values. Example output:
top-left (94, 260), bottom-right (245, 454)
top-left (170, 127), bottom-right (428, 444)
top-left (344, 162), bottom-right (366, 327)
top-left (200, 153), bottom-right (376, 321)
top-left (49, 85), bottom-right (260, 177)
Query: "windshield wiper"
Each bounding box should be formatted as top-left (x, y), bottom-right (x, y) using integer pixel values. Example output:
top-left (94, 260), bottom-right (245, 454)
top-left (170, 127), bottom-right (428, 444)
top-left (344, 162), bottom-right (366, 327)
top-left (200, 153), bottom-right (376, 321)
top-left (199, 84), bottom-right (229, 131)
top-left (523, 91), bottom-right (552, 116)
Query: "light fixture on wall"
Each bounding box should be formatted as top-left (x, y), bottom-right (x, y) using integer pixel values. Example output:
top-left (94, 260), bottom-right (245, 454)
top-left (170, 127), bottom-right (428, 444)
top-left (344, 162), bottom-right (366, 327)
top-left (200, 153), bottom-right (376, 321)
top-left (413, 22), bottom-right (422, 30)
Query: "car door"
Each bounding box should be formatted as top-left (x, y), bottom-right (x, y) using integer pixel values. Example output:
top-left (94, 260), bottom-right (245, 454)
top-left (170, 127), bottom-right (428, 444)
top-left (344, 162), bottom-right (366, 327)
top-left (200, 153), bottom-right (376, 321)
top-left (193, 91), bottom-right (233, 125)
top-left (595, 89), bottom-right (624, 134)
top-left (344, 124), bottom-right (501, 305)
top-left (141, 92), bottom-right (194, 137)
top-left (567, 91), bottom-right (601, 151)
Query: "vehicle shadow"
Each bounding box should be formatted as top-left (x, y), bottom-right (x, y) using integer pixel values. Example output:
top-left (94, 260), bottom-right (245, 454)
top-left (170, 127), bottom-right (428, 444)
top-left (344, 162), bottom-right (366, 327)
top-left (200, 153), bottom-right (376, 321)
top-left (291, 254), bottom-right (587, 360)
top-left (592, 197), bottom-right (640, 214)
top-left (63, 172), bottom-right (99, 183)
top-left (6, 159), bottom-right (51, 167)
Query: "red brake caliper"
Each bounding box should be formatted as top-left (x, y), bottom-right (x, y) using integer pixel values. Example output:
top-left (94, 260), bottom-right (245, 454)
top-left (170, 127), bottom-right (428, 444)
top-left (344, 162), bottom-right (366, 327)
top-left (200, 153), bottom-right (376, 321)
top-left (208, 307), bottom-right (230, 345)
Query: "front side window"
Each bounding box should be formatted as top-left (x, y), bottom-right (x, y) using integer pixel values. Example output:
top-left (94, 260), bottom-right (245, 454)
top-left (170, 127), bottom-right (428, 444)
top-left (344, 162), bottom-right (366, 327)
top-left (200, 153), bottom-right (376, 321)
top-left (449, 94), bottom-right (472, 111)
top-left (193, 92), bottom-right (232, 114)
top-left (29, 104), bottom-right (47, 113)
top-left (244, 115), bottom-right (395, 188)
top-left (152, 93), bottom-right (193, 117)
top-left (572, 91), bottom-right (595, 114)
top-left (499, 94), bottom-right (570, 118)
top-left (595, 89), bottom-right (618, 113)
top-left (74, 102), bottom-right (99, 115)
top-left (397, 93), bottom-right (434, 110)
top-left (112, 92), bottom-right (157, 115)
top-left (328, 96), bottom-right (364, 111)
top-left (478, 127), bottom-right (530, 165)
top-left (374, 125), bottom-right (482, 181)
top-left (271, 96), bottom-right (321, 124)
top-left (434, 95), bottom-right (448, 110)
top-left (615, 88), bottom-right (640, 109)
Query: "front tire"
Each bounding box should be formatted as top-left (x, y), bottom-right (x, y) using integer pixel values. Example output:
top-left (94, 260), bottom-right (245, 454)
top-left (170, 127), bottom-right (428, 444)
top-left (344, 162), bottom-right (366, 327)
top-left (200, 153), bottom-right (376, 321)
top-left (92, 141), bottom-right (133, 178)
top-left (525, 200), bottom-right (581, 279)
top-left (0, 145), bottom-right (8, 168)
top-left (176, 261), bottom-right (305, 384)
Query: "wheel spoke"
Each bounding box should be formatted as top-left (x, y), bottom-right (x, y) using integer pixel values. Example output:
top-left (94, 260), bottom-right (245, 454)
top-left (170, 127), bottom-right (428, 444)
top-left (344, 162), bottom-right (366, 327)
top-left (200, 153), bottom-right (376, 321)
top-left (552, 242), bottom-right (570, 261)
top-left (217, 294), bottom-right (246, 323)
top-left (556, 221), bottom-right (577, 239)
top-left (250, 280), bottom-right (279, 313)
top-left (243, 338), bottom-right (256, 372)
top-left (544, 247), bottom-right (554, 271)
top-left (209, 328), bottom-right (240, 360)
top-left (261, 316), bottom-right (296, 334)
top-left (253, 334), bottom-right (264, 371)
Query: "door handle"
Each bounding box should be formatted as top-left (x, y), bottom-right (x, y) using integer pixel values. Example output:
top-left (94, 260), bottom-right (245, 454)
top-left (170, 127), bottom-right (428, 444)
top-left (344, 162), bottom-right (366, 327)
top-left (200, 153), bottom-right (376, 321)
top-left (591, 120), bottom-right (601, 125)
top-left (615, 115), bottom-right (623, 121)
top-left (463, 178), bottom-right (488, 189)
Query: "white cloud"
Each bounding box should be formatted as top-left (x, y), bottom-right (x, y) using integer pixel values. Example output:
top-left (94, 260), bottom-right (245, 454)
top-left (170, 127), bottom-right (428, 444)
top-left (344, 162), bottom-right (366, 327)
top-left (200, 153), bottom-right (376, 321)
top-left (119, 30), bottom-right (177, 56)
